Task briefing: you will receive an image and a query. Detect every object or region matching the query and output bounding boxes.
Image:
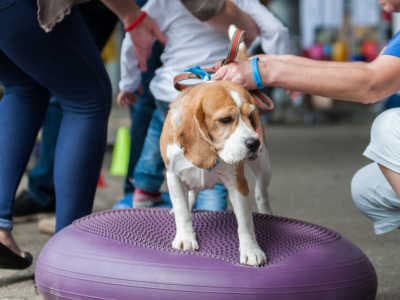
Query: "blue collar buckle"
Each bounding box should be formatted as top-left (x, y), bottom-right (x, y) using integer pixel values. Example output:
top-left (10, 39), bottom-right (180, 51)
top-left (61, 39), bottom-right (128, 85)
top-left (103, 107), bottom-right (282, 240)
top-left (185, 66), bottom-right (212, 81)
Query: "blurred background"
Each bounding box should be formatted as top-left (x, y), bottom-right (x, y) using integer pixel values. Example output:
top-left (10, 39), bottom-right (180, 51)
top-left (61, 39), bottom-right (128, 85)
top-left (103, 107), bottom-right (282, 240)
top-left (0, 0), bottom-right (398, 126)
top-left (98, 0), bottom-right (400, 127)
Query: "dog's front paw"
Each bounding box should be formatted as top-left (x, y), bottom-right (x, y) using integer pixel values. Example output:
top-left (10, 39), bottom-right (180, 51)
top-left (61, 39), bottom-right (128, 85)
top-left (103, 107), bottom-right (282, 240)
top-left (240, 243), bottom-right (267, 267)
top-left (172, 231), bottom-right (199, 251)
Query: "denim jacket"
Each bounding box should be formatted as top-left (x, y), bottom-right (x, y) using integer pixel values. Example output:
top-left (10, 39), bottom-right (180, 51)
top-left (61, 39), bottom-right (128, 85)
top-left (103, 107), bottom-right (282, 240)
top-left (37, 0), bottom-right (224, 32)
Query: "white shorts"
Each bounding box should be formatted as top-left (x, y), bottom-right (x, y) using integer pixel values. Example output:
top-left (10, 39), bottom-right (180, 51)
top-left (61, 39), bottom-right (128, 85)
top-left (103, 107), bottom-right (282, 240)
top-left (363, 108), bottom-right (400, 173)
top-left (352, 108), bottom-right (400, 234)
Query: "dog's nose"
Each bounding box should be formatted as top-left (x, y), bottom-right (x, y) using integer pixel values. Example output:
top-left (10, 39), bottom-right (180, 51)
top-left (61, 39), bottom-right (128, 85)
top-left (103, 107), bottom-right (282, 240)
top-left (245, 138), bottom-right (260, 152)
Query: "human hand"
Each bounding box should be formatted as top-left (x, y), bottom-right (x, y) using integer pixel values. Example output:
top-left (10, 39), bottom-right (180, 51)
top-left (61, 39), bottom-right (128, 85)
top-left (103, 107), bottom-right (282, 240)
top-left (213, 60), bottom-right (257, 89)
top-left (117, 91), bottom-right (137, 108)
top-left (127, 13), bottom-right (166, 72)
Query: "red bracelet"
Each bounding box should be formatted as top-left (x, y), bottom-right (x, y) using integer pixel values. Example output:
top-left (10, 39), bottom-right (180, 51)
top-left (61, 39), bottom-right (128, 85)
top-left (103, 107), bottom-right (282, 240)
top-left (124, 11), bottom-right (147, 32)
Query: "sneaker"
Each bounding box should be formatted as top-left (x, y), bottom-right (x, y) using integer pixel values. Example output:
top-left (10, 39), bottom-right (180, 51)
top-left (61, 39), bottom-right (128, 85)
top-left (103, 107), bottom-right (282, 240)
top-left (37, 216), bottom-right (55, 235)
top-left (113, 193), bottom-right (133, 210)
top-left (133, 189), bottom-right (162, 208)
top-left (13, 190), bottom-right (55, 218)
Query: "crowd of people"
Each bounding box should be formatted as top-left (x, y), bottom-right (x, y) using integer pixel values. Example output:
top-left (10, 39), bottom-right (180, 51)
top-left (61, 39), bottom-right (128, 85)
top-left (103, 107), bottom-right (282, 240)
top-left (1, 0), bottom-right (400, 272)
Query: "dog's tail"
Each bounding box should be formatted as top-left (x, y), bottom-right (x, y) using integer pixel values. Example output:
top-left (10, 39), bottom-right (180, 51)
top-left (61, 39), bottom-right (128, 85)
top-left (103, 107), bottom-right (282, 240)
top-left (228, 24), bottom-right (248, 60)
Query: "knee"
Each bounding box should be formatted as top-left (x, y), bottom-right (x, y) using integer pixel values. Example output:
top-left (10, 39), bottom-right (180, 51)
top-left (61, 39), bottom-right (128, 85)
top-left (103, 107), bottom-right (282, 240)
top-left (76, 70), bottom-right (112, 118)
top-left (95, 72), bottom-right (112, 117)
top-left (351, 164), bottom-right (377, 215)
top-left (3, 82), bottom-right (49, 104)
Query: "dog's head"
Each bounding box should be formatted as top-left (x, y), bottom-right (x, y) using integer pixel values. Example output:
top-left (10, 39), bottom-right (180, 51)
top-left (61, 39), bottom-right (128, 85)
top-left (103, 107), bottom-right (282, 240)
top-left (175, 81), bottom-right (262, 169)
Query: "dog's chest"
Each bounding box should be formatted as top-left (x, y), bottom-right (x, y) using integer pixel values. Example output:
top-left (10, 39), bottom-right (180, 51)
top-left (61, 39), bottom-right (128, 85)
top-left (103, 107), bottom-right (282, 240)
top-left (167, 144), bottom-right (219, 190)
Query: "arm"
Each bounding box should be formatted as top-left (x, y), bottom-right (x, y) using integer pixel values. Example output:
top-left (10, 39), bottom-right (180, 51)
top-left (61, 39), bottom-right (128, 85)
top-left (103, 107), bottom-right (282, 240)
top-left (100, 0), bottom-right (166, 71)
top-left (263, 54), bottom-right (400, 103)
top-left (181, 0), bottom-right (260, 46)
top-left (119, 34), bottom-right (141, 95)
top-left (236, 1), bottom-right (290, 54)
top-left (214, 54), bottom-right (400, 104)
top-left (99, 0), bottom-right (140, 25)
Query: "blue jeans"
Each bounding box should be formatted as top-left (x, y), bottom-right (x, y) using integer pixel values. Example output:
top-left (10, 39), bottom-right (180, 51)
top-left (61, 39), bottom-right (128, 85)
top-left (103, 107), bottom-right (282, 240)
top-left (134, 101), bottom-right (228, 211)
top-left (0, 2), bottom-right (111, 231)
top-left (25, 1), bottom-right (117, 208)
top-left (124, 42), bottom-right (162, 194)
top-left (27, 101), bottom-right (61, 207)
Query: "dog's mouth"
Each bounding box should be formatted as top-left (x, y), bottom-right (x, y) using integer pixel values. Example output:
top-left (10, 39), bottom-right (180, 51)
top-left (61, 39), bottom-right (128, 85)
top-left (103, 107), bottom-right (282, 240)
top-left (246, 152), bottom-right (258, 161)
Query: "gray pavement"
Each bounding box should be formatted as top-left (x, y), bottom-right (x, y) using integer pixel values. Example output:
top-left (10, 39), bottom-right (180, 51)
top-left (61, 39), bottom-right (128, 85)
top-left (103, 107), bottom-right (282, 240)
top-left (1, 123), bottom-right (399, 299)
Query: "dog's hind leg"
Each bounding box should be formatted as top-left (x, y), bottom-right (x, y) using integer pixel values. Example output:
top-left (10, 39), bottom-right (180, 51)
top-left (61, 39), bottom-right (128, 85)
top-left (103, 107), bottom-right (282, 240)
top-left (166, 171), bottom-right (199, 251)
top-left (248, 145), bottom-right (272, 214)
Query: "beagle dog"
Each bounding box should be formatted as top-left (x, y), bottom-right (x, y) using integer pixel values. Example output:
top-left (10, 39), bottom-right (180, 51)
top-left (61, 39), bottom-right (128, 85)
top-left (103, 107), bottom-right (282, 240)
top-left (160, 80), bottom-right (272, 266)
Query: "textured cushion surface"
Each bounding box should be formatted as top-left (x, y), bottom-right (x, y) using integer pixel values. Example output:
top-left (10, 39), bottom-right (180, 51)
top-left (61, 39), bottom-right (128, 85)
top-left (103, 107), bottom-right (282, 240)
top-left (36, 208), bottom-right (377, 300)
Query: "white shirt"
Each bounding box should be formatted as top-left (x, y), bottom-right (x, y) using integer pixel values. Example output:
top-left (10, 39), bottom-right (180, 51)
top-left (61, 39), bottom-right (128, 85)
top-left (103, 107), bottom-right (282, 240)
top-left (119, 0), bottom-right (290, 102)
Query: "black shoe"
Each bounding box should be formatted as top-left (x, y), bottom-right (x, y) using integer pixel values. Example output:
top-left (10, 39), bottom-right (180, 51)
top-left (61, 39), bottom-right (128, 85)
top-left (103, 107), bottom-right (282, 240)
top-left (0, 243), bottom-right (32, 270)
top-left (13, 190), bottom-right (55, 217)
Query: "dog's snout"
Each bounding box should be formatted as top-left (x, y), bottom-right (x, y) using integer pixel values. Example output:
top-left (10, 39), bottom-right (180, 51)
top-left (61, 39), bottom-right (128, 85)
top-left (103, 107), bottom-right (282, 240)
top-left (245, 138), bottom-right (260, 152)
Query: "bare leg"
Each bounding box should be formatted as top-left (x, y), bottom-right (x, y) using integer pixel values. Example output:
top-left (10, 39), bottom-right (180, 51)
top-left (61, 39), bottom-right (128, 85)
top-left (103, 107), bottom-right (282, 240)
top-left (379, 165), bottom-right (400, 197)
top-left (0, 229), bottom-right (23, 257)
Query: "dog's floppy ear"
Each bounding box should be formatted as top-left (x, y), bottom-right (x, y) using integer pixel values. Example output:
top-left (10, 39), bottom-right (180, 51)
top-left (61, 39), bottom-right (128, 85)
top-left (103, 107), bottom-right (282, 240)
top-left (176, 97), bottom-right (218, 169)
top-left (249, 96), bottom-right (265, 142)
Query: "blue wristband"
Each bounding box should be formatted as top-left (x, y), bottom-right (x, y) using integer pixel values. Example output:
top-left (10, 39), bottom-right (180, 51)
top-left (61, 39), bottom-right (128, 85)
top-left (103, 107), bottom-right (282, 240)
top-left (251, 57), bottom-right (264, 90)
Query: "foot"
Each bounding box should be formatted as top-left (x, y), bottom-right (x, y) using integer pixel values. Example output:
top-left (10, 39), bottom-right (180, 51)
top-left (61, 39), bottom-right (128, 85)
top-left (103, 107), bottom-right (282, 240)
top-left (239, 241), bottom-right (267, 267)
top-left (133, 189), bottom-right (162, 208)
top-left (14, 190), bottom-right (55, 217)
top-left (0, 230), bottom-right (23, 257)
top-left (0, 230), bottom-right (33, 269)
top-left (172, 231), bottom-right (199, 251)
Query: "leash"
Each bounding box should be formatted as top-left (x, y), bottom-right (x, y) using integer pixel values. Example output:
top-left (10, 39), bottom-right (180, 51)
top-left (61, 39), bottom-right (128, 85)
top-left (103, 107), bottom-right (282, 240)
top-left (173, 28), bottom-right (274, 112)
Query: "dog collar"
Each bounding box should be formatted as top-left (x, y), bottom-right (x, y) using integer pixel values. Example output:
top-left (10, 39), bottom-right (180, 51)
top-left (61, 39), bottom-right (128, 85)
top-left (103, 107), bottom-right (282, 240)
top-left (173, 28), bottom-right (275, 112)
top-left (184, 66), bottom-right (212, 81)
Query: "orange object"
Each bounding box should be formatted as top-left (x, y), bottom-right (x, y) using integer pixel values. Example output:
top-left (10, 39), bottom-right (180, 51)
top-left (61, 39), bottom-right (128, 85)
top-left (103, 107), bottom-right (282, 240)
top-left (332, 41), bottom-right (348, 61)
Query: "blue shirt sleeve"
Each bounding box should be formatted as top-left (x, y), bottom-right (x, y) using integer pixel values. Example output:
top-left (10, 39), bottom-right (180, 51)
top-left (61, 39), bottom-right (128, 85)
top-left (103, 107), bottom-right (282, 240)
top-left (383, 32), bottom-right (400, 57)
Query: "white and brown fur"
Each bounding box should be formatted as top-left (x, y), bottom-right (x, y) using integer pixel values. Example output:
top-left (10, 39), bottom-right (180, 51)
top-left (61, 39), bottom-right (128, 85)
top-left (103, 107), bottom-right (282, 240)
top-left (160, 26), bottom-right (272, 266)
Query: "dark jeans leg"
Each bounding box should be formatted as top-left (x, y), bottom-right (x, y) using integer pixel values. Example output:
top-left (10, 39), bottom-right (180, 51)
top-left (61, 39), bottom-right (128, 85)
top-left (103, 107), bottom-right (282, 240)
top-left (124, 91), bottom-right (156, 194)
top-left (26, 1), bottom-right (118, 206)
top-left (0, 1), bottom-right (111, 231)
top-left (124, 42), bottom-right (163, 194)
top-left (133, 101), bottom-right (169, 193)
top-left (27, 101), bottom-right (62, 207)
top-left (0, 52), bottom-right (49, 230)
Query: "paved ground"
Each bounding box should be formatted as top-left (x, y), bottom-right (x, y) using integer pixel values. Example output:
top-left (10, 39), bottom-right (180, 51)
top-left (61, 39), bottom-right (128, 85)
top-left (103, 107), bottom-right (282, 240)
top-left (0, 123), bottom-right (399, 299)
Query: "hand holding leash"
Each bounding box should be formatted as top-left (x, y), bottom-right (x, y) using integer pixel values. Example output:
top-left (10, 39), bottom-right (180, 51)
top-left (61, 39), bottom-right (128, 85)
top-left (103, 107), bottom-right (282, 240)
top-left (173, 27), bottom-right (274, 111)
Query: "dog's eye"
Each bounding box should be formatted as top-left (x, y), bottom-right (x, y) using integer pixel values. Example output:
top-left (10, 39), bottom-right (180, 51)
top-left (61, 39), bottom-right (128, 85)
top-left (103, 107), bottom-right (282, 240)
top-left (219, 116), bottom-right (233, 124)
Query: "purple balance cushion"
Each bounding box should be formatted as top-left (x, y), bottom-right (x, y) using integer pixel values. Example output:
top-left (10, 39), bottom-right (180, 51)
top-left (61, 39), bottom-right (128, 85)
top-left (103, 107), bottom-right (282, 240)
top-left (35, 209), bottom-right (377, 300)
